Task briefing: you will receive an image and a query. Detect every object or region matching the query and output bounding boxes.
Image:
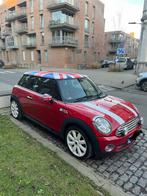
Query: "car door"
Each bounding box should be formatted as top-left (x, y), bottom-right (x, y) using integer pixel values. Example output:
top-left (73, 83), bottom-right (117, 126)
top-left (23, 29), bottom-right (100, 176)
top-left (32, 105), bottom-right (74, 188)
top-left (17, 75), bottom-right (42, 119)
top-left (34, 78), bottom-right (69, 133)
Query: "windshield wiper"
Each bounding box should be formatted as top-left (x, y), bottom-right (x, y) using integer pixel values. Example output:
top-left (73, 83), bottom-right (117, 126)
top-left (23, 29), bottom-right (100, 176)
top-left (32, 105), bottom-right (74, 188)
top-left (73, 95), bottom-right (94, 102)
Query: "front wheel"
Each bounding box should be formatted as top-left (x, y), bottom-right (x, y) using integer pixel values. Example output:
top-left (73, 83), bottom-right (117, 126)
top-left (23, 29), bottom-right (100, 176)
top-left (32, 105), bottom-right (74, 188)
top-left (10, 100), bottom-right (23, 119)
top-left (65, 126), bottom-right (93, 159)
top-left (140, 80), bottom-right (147, 92)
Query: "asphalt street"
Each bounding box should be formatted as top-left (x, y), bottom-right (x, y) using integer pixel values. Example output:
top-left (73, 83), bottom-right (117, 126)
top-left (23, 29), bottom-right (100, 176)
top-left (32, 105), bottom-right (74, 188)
top-left (0, 68), bottom-right (147, 128)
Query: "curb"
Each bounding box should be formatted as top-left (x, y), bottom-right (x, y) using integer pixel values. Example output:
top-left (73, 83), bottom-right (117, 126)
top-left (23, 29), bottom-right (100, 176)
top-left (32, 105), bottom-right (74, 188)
top-left (0, 95), bottom-right (10, 109)
top-left (11, 117), bottom-right (129, 196)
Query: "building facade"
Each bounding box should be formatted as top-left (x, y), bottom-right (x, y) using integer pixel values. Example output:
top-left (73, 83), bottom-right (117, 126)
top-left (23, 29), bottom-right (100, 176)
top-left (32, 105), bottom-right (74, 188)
top-left (0, 0), bottom-right (105, 68)
top-left (105, 31), bottom-right (139, 59)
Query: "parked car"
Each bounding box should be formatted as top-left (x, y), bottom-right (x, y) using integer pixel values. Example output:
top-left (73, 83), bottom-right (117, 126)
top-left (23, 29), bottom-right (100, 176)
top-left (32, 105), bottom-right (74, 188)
top-left (101, 60), bottom-right (114, 68)
top-left (0, 59), bottom-right (4, 68)
top-left (115, 57), bottom-right (134, 70)
top-left (11, 71), bottom-right (143, 159)
top-left (136, 72), bottom-right (147, 92)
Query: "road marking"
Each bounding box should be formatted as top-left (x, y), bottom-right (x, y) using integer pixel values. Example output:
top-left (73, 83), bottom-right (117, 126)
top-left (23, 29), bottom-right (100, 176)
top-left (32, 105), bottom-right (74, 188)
top-left (0, 71), bottom-right (15, 74)
top-left (5, 71), bottom-right (15, 73)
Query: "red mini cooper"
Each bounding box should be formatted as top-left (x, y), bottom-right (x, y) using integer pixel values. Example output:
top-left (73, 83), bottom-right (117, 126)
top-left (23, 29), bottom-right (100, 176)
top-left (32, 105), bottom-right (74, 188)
top-left (11, 71), bottom-right (143, 159)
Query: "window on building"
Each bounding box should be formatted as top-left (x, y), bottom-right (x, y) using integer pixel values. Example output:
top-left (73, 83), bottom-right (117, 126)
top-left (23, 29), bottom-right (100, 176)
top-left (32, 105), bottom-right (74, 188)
top-left (31, 50), bottom-right (34, 61)
top-left (39, 0), bottom-right (43, 10)
top-left (31, 16), bottom-right (34, 30)
top-left (22, 51), bottom-right (26, 61)
top-left (92, 6), bottom-right (95, 19)
top-left (52, 11), bottom-right (74, 25)
top-left (84, 51), bottom-right (88, 63)
top-left (84, 35), bottom-right (89, 48)
top-left (85, 1), bottom-right (88, 16)
top-left (41, 32), bottom-right (44, 44)
top-left (92, 22), bottom-right (94, 35)
top-left (40, 14), bottom-right (44, 29)
top-left (84, 19), bottom-right (89, 33)
top-left (30, 0), bottom-right (34, 12)
top-left (45, 50), bottom-right (48, 63)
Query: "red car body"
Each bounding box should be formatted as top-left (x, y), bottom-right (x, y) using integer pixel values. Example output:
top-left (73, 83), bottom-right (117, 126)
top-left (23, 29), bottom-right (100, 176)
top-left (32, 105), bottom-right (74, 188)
top-left (11, 71), bottom-right (143, 158)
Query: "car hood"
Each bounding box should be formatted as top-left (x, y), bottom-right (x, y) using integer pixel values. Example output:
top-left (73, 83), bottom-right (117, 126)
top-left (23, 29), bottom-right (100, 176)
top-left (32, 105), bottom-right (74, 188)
top-left (67, 95), bottom-right (138, 127)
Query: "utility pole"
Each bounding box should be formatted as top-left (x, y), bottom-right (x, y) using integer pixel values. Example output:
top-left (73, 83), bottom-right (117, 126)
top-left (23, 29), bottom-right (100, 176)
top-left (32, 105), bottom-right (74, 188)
top-left (137, 0), bottom-right (147, 73)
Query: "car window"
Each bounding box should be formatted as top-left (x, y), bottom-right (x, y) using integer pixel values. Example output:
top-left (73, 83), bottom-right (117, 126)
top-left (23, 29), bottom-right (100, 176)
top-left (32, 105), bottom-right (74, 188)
top-left (58, 78), bottom-right (102, 102)
top-left (18, 75), bottom-right (40, 92)
top-left (38, 78), bottom-right (61, 100)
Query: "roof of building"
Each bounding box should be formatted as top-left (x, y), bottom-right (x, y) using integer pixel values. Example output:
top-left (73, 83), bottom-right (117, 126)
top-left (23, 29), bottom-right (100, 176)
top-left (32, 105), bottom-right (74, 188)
top-left (24, 71), bottom-right (84, 79)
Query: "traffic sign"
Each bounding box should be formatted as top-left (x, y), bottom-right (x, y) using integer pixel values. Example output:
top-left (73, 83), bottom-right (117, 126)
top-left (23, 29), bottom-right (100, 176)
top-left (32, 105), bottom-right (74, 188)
top-left (117, 48), bottom-right (125, 55)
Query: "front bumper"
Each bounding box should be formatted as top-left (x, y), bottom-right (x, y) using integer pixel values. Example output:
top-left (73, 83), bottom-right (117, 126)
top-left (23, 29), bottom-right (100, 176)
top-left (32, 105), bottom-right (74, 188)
top-left (97, 126), bottom-right (142, 153)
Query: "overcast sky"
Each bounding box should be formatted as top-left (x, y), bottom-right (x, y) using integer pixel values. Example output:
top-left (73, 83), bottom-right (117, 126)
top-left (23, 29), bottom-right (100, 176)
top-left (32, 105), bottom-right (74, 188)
top-left (101, 0), bottom-right (144, 38)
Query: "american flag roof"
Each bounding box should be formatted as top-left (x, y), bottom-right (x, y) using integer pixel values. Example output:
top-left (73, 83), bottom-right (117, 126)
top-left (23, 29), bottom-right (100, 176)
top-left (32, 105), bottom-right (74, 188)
top-left (24, 71), bottom-right (84, 79)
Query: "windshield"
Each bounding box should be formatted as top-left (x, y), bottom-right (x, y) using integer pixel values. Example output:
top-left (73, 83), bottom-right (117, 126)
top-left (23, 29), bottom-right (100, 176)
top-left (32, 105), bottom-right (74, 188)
top-left (58, 77), bottom-right (104, 103)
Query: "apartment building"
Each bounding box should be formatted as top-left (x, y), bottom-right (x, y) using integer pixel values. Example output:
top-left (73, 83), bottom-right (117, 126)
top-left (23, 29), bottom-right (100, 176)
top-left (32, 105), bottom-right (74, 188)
top-left (0, 0), bottom-right (105, 68)
top-left (105, 31), bottom-right (139, 59)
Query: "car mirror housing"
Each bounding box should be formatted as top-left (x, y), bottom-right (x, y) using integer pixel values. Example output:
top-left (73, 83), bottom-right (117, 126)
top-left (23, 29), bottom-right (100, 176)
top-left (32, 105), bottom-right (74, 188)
top-left (42, 94), bottom-right (53, 103)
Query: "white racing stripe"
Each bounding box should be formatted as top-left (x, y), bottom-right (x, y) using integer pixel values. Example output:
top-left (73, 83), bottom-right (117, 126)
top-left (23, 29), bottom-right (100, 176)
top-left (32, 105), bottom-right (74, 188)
top-left (83, 102), bottom-right (125, 125)
top-left (106, 97), bottom-right (138, 117)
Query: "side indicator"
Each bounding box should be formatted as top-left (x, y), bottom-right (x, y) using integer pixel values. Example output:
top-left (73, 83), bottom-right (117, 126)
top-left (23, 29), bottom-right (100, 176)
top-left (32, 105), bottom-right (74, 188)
top-left (59, 108), bottom-right (68, 114)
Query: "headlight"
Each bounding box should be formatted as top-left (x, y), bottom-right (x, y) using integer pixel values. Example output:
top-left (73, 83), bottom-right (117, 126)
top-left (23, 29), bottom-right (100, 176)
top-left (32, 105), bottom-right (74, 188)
top-left (93, 117), bottom-right (112, 135)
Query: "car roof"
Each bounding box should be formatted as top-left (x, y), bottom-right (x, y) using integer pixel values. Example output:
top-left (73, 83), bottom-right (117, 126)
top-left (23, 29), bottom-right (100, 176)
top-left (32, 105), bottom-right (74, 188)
top-left (24, 71), bottom-right (85, 80)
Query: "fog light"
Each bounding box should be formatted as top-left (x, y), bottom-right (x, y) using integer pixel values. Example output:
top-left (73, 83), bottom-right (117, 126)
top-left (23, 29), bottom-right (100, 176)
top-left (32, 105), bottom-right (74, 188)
top-left (105, 144), bottom-right (115, 152)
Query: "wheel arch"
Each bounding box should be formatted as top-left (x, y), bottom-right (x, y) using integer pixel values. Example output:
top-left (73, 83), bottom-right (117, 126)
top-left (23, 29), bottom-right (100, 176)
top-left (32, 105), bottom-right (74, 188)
top-left (61, 117), bottom-right (101, 157)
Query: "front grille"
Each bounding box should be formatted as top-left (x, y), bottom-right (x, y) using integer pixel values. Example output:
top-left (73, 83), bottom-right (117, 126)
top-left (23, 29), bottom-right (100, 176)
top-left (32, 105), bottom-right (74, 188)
top-left (116, 116), bottom-right (140, 136)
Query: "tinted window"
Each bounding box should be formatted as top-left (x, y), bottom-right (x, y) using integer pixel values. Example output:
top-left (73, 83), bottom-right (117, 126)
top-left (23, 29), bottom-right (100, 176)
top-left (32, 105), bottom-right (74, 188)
top-left (38, 78), bottom-right (61, 100)
top-left (18, 75), bottom-right (40, 92)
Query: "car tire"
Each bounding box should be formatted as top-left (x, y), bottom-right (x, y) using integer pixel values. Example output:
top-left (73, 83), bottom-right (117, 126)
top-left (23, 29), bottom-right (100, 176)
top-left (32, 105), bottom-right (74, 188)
top-left (10, 100), bottom-right (23, 119)
top-left (65, 126), bottom-right (93, 160)
top-left (140, 80), bottom-right (147, 92)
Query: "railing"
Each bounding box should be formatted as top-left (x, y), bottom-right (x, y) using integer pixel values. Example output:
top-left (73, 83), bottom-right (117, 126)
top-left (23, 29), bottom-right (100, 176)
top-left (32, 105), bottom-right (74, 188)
top-left (47, 0), bottom-right (79, 11)
top-left (16, 25), bottom-right (28, 34)
top-left (23, 41), bottom-right (36, 48)
top-left (6, 12), bottom-right (17, 22)
top-left (50, 36), bottom-right (78, 47)
top-left (110, 37), bottom-right (125, 43)
top-left (16, 8), bottom-right (27, 18)
top-left (49, 20), bottom-right (78, 29)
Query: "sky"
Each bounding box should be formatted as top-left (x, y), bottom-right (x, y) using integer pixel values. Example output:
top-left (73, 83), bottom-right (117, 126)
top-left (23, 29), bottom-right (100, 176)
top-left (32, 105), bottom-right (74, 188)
top-left (101, 0), bottom-right (144, 38)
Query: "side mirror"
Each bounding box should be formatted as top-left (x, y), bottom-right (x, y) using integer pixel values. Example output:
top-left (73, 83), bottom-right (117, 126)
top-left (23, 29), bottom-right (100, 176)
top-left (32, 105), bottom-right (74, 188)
top-left (42, 94), bottom-right (53, 103)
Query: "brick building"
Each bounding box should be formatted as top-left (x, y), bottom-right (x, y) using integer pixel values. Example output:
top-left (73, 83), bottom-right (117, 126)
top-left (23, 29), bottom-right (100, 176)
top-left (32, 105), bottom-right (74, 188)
top-left (105, 31), bottom-right (139, 59)
top-left (0, 0), bottom-right (105, 68)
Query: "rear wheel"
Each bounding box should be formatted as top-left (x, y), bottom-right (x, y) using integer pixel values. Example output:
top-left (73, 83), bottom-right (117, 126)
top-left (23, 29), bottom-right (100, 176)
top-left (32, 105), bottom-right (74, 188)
top-left (140, 80), bottom-right (147, 92)
top-left (10, 100), bottom-right (23, 119)
top-left (65, 126), bottom-right (93, 159)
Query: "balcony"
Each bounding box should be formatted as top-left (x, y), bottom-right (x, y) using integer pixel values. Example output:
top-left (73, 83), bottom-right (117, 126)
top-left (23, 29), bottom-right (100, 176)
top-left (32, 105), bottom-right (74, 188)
top-left (6, 12), bottom-right (17, 22)
top-left (1, 29), bottom-right (12, 37)
top-left (50, 36), bottom-right (78, 48)
top-left (6, 43), bottom-right (19, 50)
top-left (110, 37), bottom-right (125, 44)
top-left (0, 43), bottom-right (6, 50)
top-left (49, 20), bottom-right (78, 31)
top-left (16, 25), bottom-right (28, 34)
top-left (23, 41), bottom-right (36, 48)
top-left (47, 0), bottom-right (79, 15)
top-left (16, 9), bottom-right (27, 21)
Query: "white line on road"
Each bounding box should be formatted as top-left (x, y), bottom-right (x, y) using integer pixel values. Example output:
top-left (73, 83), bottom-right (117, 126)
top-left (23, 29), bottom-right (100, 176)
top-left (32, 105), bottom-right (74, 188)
top-left (0, 71), bottom-right (15, 74)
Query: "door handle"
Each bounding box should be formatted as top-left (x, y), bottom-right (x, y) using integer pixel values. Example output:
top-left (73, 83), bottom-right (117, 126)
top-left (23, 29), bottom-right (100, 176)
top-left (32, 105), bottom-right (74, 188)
top-left (26, 96), bottom-right (33, 100)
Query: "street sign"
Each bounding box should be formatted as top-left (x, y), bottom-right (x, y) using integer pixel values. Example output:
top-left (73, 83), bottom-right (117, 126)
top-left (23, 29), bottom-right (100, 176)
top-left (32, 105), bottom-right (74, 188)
top-left (117, 48), bottom-right (125, 55)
